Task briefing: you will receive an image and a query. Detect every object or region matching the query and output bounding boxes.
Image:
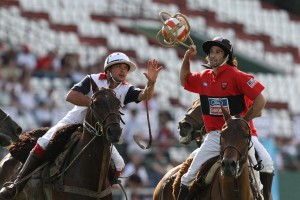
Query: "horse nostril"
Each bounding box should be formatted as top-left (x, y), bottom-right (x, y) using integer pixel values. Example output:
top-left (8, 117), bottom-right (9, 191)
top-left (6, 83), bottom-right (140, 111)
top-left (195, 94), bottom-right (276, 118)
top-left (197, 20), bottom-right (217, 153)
top-left (221, 158), bottom-right (237, 176)
top-left (107, 125), bottom-right (122, 143)
top-left (230, 160), bottom-right (236, 169)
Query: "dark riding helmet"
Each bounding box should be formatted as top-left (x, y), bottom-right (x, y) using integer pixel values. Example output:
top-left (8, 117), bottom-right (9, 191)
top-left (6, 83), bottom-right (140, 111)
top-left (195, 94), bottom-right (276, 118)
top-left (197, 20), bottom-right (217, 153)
top-left (202, 37), bottom-right (233, 59)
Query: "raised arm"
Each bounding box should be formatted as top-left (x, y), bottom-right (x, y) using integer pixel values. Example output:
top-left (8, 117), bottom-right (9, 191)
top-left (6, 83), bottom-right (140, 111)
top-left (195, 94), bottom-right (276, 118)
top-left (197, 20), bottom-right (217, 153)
top-left (138, 59), bottom-right (163, 101)
top-left (180, 45), bottom-right (197, 86)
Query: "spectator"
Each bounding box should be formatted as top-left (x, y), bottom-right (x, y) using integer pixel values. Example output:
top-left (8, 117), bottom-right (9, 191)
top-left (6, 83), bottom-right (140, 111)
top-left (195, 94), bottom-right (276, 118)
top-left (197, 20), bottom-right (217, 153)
top-left (157, 110), bottom-right (177, 149)
top-left (34, 50), bottom-right (61, 78)
top-left (16, 45), bottom-right (37, 76)
top-left (145, 147), bottom-right (173, 187)
top-left (121, 150), bottom-right (149, 188)
top-left (122, 108), bottom-right (147, 154)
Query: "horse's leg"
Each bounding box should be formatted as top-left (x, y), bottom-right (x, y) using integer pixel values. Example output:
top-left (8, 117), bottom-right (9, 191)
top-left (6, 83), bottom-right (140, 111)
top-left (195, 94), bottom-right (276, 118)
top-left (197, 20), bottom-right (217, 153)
top-left (153, 165), bottom-right (181, 200)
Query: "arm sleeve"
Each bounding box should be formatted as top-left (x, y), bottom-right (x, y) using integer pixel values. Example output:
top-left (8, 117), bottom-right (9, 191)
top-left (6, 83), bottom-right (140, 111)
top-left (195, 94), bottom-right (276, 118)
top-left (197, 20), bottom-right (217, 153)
top-left (237, 71), bottom-right (265, 100)
top-left (184, 72), bottom-right (202, 93)
top-left (124, 86), bottom-right (142, 105)
top-left (70, 75), bottom-right (91, 95)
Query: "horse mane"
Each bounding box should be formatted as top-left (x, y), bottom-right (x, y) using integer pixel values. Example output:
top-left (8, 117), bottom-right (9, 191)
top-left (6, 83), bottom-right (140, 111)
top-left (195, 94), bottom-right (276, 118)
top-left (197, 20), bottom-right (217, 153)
top-left (8, 124), bottom-right (82, 163)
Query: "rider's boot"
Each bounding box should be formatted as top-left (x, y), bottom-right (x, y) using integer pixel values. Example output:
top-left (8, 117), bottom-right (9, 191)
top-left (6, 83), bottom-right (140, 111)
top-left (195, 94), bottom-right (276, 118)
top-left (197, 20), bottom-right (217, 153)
top-left (177, 184), bottom-right (189, 200)
top-left (0, 149), bottom-right (43, 199)
top-left (260, 172), bottom-right (274, 200)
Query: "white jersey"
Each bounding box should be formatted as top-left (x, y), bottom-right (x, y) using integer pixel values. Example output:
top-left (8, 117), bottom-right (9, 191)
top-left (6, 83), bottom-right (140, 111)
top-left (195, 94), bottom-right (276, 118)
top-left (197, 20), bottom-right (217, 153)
top-left (60, 73), bottom-right (134, 124)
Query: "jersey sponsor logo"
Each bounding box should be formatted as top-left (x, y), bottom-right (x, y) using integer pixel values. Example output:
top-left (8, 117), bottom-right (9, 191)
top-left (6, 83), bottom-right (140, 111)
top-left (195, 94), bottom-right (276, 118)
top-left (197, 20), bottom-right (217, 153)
top-left (221, 82), bottom-right (228, 89)
top-left (208, 97), bottom-right (230, 115)
top-left (247, 78), bottom-right (257, 88)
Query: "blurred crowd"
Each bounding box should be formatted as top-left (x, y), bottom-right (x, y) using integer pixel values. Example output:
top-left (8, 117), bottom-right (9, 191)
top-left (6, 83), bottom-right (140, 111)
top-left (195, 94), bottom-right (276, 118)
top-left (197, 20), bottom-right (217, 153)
top-left (1, 41), bottom-right (300, 199)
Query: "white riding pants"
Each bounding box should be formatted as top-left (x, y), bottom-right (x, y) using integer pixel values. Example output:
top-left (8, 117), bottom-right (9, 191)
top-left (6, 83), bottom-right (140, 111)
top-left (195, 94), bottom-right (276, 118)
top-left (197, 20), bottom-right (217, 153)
top-left (182, 130), bottom-right (263, 190)
top-left (37, 118), bottom-right (125, 171)
top-left (181, 130), bottom-right (221, 186)
top-left (252, 136), bottom-right (274, 173)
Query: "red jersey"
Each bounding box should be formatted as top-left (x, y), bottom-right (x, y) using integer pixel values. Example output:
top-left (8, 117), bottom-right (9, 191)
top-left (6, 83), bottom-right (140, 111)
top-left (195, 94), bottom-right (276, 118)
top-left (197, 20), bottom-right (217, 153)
top-left (184, 65), bottom-right (264, 133)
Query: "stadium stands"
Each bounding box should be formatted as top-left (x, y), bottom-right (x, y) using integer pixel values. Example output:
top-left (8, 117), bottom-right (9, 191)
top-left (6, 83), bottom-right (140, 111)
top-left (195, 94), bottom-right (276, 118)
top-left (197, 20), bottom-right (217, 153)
top-left (1, 0), bottom-right (300, 181)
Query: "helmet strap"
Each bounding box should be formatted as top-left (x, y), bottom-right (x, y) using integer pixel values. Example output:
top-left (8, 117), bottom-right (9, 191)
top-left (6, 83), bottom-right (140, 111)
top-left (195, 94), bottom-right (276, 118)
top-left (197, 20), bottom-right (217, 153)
top-left (109, 72), bottom-right (122, 84)
top-left (220, 54), bottom-right (229, 66)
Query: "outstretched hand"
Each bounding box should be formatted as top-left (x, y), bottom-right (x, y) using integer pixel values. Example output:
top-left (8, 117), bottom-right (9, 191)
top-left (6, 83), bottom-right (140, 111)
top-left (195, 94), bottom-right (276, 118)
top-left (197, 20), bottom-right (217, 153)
top-left (143, 59), bottom-right (163, 84)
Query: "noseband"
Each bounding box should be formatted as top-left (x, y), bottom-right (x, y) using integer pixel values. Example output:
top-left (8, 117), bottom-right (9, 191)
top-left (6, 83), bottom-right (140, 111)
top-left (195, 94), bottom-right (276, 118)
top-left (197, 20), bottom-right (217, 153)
top-left (220, 118), bottom-right (252, 178)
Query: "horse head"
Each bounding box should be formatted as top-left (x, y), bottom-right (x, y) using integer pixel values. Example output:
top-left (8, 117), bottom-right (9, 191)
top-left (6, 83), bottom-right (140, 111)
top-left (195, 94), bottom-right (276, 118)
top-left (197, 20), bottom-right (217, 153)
top-left (220, 106), bottom-right (252, 178)
top-left (0, 109), bottom-right (22, 147)
top-left (84, 79), bottom-right (122, 144)
top-left (178, 99), bottom-right (204, 145)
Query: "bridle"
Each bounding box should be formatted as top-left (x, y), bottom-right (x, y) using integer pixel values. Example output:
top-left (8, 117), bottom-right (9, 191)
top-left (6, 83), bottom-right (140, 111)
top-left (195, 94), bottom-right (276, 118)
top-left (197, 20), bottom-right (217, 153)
top-left (59, 90), bottom-right (123, 199)
top-left (83, 91), bottom-right (121, 141)
top-left (220, 118), bottom-right (252, 178)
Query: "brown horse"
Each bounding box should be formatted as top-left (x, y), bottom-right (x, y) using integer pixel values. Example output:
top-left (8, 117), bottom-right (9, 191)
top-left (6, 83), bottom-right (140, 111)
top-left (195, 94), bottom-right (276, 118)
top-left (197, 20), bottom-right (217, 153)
top-left (153, 105), bottom-right (258, 200)
top-left (178, 99), bottom-right (204, 146)
top-left (0, 84), bottom-right (123, 199)
top-left (153, 99), bottom-right (204, 200)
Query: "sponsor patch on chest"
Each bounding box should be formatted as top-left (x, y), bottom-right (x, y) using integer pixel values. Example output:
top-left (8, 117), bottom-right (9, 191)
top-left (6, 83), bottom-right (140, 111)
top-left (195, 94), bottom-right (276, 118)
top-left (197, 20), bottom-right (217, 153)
top-left (208, 98), bottom-right (230, 115)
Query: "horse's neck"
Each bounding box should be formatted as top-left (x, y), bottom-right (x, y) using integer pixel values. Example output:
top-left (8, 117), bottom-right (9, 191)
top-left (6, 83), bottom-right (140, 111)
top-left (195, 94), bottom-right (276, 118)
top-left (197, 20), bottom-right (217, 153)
top-left (221, 166), bottom-right (253, 200)
top-left (64, 133), bottom-right (111, 189)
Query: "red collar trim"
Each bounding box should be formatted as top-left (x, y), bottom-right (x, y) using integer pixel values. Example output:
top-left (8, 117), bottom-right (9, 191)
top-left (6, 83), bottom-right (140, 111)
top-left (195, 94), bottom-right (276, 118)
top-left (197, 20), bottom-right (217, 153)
top-left (98, 73), bottom-right (129, 84)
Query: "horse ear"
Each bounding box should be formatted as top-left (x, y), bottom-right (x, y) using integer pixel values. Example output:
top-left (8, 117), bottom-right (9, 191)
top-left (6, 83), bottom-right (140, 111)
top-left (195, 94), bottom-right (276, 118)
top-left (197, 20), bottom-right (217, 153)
top-left (221, 106), bottom-right (231, 121)
top-left (243, 106), bottom-right (254, 122)
top-left (90, 76), bottom-right (99, 93)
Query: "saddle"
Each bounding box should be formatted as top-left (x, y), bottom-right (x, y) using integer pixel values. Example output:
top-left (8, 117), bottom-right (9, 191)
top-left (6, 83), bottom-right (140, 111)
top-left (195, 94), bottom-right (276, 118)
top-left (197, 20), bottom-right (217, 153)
top-left (173, 156), bottom-right (219, 199)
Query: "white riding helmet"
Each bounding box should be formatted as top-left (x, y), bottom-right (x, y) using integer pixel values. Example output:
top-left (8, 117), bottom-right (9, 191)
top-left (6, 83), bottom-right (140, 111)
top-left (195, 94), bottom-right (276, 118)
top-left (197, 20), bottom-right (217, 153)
top-left (104, 52), bottom-right (137, 73)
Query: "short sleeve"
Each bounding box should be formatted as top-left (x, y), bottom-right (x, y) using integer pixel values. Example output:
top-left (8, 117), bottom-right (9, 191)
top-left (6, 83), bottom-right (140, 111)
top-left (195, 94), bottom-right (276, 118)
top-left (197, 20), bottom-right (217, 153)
top-left (236, 72), bottom-right (265, 100)
top-left (184, 72), bottom-right (202, 93)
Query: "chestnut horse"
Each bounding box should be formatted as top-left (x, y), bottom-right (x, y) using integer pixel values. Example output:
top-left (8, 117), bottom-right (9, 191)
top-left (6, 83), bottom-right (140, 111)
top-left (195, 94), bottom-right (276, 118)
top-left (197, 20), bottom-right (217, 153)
top-left (153, 99), bottom-right (204, 200)
top-left (0, 83), bottom-right (123, 199)
top-left (153, 106), bottom-right (258, 200)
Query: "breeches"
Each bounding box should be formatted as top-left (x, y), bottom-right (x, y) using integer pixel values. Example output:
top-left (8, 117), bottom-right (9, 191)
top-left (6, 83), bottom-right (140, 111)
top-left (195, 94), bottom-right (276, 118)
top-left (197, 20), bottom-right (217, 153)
top-left (182, 131), bottom-right (263, 190)
top-left (252, 136), bottom-right (274, 173)
top-left (181, 130), bottom-right (221, 185)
